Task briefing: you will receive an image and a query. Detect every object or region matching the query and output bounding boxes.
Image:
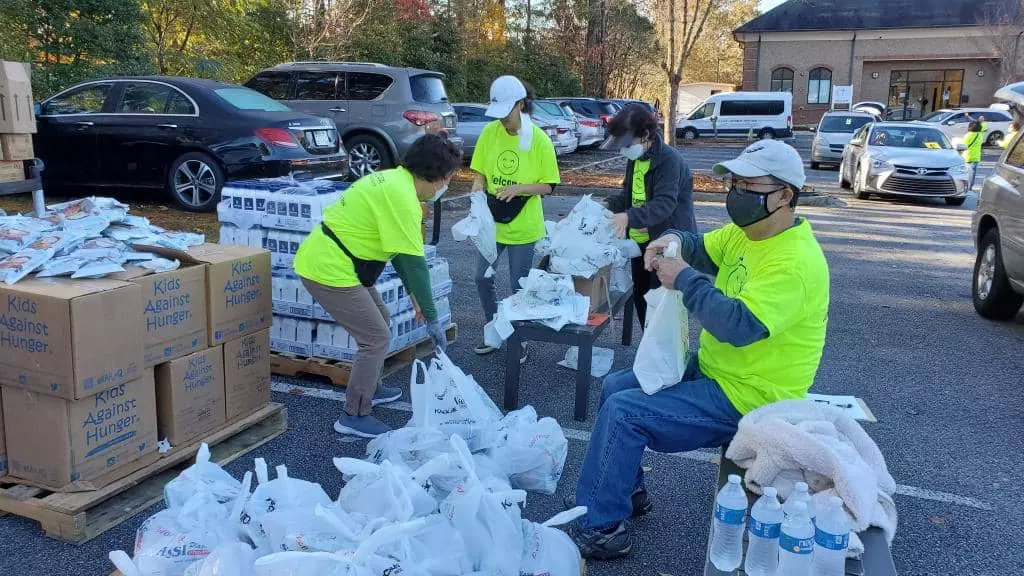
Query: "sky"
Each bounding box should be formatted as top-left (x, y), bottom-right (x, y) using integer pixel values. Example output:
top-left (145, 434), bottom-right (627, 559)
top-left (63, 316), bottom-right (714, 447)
top-left (759, 0), bottom-right (787, 10)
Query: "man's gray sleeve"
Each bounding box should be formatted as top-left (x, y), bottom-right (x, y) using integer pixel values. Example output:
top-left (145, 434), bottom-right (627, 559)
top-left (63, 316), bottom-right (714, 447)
top-left (674, 267), bottom-right (769, 347)
top-left (664, 229), bottom-right (718, 275)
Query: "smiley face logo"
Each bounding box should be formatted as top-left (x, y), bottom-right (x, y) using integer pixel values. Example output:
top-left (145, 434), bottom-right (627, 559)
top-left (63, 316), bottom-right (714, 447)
top-left (497, 150), bottom-right (520, 176)
top-left (724, 259), bottom-right (748, 297)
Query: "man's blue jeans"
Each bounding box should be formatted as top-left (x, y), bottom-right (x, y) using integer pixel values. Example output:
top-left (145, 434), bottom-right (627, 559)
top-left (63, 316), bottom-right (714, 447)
top-left (575, 359), bottom-right (743, 530)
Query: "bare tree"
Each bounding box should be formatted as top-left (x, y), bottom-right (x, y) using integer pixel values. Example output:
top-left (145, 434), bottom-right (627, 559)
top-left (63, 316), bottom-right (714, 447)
top-left (288, 0), bottom-right (375, 61)
top-left (976, 0), bottom-right (1024, 85)
top-left (653, 0), bottom-right (728, 143)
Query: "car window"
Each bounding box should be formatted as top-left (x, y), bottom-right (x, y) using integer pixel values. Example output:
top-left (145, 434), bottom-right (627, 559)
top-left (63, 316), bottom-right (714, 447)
top-left (720, 100), bottom-right (784, 116)
top-left (920, 111), bottom-right (951, 123)
top-left (869, 126), bottom-right (951, 149)
top-left (975, 111), bottom-right (1012, 122)
top-left (1006, 137), bottom-right (1024, 169)
top-left (536, 101), bottom-right (564, 117)
top-left (598, 102), bottom-right (617, 115)
top-left (456, 106), bottom-right (487, 122)
top-left (44, 83), bottom-right (113, 115)
top-left (819, 115), bottom-right (872, 133)
top-left (214, 88), bottom-right (292, 111)
top-left (347, 73), bottom-right (393, 101)
top-left (410, 75), bottom-right (448, 104)
top-left (559, 103), bottom-right (574, 116)
top-left (246, 72), bottom-right (292, 100)
top-left (294, 72), bottom-right (338, 100)
top-left (571, 101), bottom-right (600, 116)
top-left (948, 113), bottom-right (969, 124)
top-left (851, 125), bottom-right (870, 143)
top-left (116, 82), bottom-right (193, 114)
top-left (689, 102), bottom-right (716, 120)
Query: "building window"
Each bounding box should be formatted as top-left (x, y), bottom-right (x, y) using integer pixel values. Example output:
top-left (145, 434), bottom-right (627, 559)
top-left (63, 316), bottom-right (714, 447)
top-left (808, 67), bottom-right (832, 105)
top-left (770, 68), bottom-right (794, 93)
top-left (887, 69), bottom-right (964, 120)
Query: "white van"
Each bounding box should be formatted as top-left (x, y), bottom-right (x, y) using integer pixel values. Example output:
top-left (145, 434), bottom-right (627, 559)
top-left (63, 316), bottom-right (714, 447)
top-left (676, 92), bottom-right (793, 140)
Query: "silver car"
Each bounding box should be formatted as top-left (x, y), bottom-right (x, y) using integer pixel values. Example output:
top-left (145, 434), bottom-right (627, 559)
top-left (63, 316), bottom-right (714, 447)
top-left (452, 103), bottom-right (577, 158)
top-left (838, 122), bottom-right (970, 205)
top-left (810, 111), bottom-right (876, 168)
top-left (246, 62), bottom-right (463, 177)
top-left (971, 81), bottom-right (1024, 320)
top-left (544, 99), bottom-right (606, 148)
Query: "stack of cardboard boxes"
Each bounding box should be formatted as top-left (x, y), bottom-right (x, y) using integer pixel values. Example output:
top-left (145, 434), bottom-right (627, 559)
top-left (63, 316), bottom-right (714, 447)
top-left (0, 244), bottom-right (272, 491)
top-left (0, 61), bottom-right (35, 184)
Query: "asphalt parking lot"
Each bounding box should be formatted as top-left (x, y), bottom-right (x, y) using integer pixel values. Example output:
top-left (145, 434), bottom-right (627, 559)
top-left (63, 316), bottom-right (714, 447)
top-left (2, 187), bottom-right (1022, 575)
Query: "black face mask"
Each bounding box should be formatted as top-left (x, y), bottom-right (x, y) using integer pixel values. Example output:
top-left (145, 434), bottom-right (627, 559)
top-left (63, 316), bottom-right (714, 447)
top-left (726, 185), bottom-right (786, 228)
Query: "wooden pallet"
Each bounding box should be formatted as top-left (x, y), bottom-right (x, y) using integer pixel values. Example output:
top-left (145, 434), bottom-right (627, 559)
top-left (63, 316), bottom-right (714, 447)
top-left (270, 323), bottom-right (458, 387)
top-left (0, 403), bottom-right (287, 545)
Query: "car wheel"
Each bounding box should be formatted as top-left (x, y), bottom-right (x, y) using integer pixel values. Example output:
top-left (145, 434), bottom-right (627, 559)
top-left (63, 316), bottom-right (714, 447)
top-left (972, 228), bottom-right (1024, 320)
top-left (682, 128), bottom-right (699, 141)
top-left (945, 197), bottom-right (967, 206)
top-left (346, 134), bottom-right (392, 178)
top-left (168, 152), bottom-right (223, 212)
top-left (986, 131), bottom-right (1003, 147)
top-left (758, 128), bottom-right (776, 140)
top-left (838, 161), bottom-right (851, 189)
top-left (853, 163), bottom-right (870, 200)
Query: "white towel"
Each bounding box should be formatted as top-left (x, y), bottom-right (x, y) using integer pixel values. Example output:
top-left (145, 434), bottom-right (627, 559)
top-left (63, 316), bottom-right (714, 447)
top-left (725, 399), bottom-right (898, 553)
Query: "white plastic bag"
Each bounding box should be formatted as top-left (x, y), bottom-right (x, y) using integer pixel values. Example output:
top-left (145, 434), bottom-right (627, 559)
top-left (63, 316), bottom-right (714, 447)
top-left (366, 427), bottom-right (450, 471)
top-left (242, 459), bottom-right (333, 555)
top-left (261, 503), bottom-right (366, 553)
top-left (182, 543), bottom-right (257, 576)
top-left (557, 346), bottom-right (615, 378)
top-left (520, 507), bottom-right (587, 576)
top-left (335, 458), bottom-right (438, 522)
top-left (164, 444), bottom-right (241, 509)
top-left (487, 407), bottom-right (568, 495)
top-left (451, 192), bottom-right (497, 278)
top-left (439, 436), bottom-right (527, 576)
top-left (633, 287), bottom-right (689, 395)
top-left (377, 514), bottom-right (473, 576)
top-left (409, 352), bottom-right (502, 450)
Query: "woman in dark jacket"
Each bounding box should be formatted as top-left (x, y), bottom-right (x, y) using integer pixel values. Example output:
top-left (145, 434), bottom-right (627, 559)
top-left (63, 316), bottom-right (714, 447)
top-left (603, 104), bottom-right (697, 327)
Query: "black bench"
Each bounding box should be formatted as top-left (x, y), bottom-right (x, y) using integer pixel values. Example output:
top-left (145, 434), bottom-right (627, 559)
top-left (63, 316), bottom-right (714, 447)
top-left (502, 288), bottom-right (634, 421)
top-left (704, 447), bottom-right (897, 575)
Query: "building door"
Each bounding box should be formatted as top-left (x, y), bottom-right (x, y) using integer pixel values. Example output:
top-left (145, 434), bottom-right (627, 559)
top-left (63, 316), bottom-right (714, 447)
top-left (888, 69), bottom-right (963, 120)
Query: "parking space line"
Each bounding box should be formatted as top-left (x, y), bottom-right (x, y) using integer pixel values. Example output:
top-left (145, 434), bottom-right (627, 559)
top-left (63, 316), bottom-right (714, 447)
top-left (272, 380), bottom-right (994, 511)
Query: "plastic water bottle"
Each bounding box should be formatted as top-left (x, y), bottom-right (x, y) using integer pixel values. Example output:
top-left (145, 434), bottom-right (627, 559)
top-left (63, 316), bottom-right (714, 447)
top-left (744, 487), bottom-right (783, 576)
top-left (784, 482), bottom-right (815, 524)
top-left (778, 500), bottom-right (815, 576)
top-left (709, 474), bottom-right (747, 571)
top-left (811, 496), bottom-right (851, 576)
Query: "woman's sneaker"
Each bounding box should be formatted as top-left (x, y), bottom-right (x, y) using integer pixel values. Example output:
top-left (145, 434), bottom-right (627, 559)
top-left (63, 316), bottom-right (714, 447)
top-left (333, 414), bottom-right (392, 438)
top-left (475, 342), bottom-right (497, 355)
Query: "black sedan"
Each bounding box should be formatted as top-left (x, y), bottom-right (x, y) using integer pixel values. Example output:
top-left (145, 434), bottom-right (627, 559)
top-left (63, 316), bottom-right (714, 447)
top-left (34, 76), bottom-right (349, 211)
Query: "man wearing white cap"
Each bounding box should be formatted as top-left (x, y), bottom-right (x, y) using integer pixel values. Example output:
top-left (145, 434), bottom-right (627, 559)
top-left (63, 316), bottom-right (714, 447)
top-left (567, 140), bottom-right (830, 560)
top-left (470, 75), bottom-right (560, 360)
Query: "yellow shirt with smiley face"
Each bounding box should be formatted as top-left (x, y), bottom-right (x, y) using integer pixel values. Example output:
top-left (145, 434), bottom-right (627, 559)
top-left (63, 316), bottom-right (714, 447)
top-left (470, 120), bottom-right (560, 245)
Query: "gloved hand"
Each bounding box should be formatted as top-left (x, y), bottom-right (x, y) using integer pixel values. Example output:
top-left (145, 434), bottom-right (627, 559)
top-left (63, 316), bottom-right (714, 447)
top-left (427, 319), bottom-right (447, 353)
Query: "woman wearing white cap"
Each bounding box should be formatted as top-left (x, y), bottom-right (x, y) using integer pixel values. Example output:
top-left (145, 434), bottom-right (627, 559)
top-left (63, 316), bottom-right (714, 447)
top-left (470, 75), bottom-right (560, 360)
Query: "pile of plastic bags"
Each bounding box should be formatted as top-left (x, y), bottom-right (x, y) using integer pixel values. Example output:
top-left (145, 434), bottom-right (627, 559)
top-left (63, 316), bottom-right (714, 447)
top-left (110, 351), bottom-right (580, 576)
top-left (0, 196), bottom-right (203, 283)
top-left (535, 195), bottom-right (641, 279)
top-left (482, 269), bottom-right (591, 348)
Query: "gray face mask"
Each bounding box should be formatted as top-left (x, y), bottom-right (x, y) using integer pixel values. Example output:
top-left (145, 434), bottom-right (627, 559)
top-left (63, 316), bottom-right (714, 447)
top-left (726, 185), bottom-right (786, 227)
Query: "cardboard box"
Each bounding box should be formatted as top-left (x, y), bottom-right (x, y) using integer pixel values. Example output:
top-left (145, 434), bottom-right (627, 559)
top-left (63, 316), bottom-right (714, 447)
top-left (538, 256), bottom-right (611, 313)
top-left (0, 133), bottom-right (33, 161)
top-left (2, 370), bottom-right (158, 489)
top-left (223, 329), bottom-right (270, 420)
top-left (0, 159), bottom-right (23, 183)
top-left (0, 61), bottom-right (36, 134)
top-left (155, 346), bottom-right (226, 445)
top-left (189, 244), bottom-right (272, 345)
top-left (117, 265), bottom-right (209, 367)
top-left (0, 388), bottom-right (6, 476)
top-left (0, 278), bottom-right (144, 400)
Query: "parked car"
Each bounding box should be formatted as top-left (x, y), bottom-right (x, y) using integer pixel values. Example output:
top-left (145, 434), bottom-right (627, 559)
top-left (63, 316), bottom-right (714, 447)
top-left (810, 111), bottom-right (876, 169)
top-left (972, 81), bottom-right (1024, 320)
top-left (453, 103), bottom-right (577, 158)
top-left (838, 122), bottom-right (969, 205)
top-left (532, 103), bottom-right (578, 155)
top-left (553, 97), bottom-right (619, 126)
top-left (611, 98), bottom-right (665, 130)
top-left (452, 103), bottom-right (487, 159)
top-left (676, 91), bottom-right (793, 140)
top-left (34, 76), bottom-right (348, 211)
top-left (852, 101), bottom-right (886, 116)
top-left (544, 99), bottom-right (605, 148)
top-left (914, 107), bottom-right (1015, 146)
top-left (246, 62), bottom-right (463, 178)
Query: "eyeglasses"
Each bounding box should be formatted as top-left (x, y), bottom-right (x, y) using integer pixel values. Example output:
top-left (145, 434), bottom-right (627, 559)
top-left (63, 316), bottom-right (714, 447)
top-left (730, 181), bottom-right (789, 195)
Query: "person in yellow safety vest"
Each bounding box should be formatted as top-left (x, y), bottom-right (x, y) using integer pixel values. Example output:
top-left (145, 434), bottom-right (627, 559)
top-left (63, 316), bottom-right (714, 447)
top-left (1001, 121), bottom-right (1020, 149)
top-left (293, 134), bottom-right (461, 438)
top-left (962, 121), bottom-right (984, 191)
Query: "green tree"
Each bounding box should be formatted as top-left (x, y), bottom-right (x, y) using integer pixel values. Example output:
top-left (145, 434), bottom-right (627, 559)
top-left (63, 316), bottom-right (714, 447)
top-left (0, 0), bottom-right (152, 97)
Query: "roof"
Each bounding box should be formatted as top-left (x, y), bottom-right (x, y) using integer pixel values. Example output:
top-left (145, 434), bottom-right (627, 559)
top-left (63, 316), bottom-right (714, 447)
top-left (266, 62), bottom-right (444, 77)
top-left (736, 0), bottom-right (1022, 33)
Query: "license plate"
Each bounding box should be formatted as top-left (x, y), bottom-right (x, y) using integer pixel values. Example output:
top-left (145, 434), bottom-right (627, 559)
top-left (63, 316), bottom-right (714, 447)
top-left (444, 116), bottom-right (455, 128)
top-left (311, 130), bottom-right (332, 147)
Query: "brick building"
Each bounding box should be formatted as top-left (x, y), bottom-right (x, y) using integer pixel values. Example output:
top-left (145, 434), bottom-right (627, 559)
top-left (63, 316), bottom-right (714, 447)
top-left (735, 0), bottom-right (1024, 125)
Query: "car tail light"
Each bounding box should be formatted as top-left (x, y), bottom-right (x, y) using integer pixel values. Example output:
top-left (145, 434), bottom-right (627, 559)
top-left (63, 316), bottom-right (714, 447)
top-left (404, 110), bottom-right (440, 127)
top-left (255, 128), bottom-right (299, 149)
top-left (580, 119), bottom-right (601, 128)
top-left (600, 114), bottom-right (612, 125)
top-left (557, 127), bottom-right (569, 134)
